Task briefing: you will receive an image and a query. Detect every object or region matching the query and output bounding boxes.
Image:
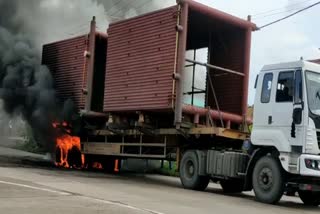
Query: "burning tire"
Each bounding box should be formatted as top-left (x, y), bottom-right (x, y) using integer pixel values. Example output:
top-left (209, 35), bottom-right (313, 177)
top-left (67, 146), bottom-right (82, 168)
top-left (84, 154), bottom-right (116, 172)
top-left (102, 157), bottom-right (116, 173)
top-left (55, 134), bottom-right (83, 168)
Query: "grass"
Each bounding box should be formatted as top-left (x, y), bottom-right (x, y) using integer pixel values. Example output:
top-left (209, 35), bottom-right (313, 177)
top-left (157, 161), bottom-right (179, 177)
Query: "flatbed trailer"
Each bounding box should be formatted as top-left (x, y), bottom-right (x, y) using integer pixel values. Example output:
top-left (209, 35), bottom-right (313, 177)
top-left (43, 0), bottom-right (320, 206)
top-left (73, 0), bottom-right (254, 166)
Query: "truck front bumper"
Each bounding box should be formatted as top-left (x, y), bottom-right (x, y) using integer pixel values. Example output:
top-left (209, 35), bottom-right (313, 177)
top-left (299, 154), bottom-right (320, 177)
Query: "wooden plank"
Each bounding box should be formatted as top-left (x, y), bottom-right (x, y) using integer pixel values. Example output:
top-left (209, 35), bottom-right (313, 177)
top-left (94, 128), bottom-right (179, 136)
top-left (82, 143), bottom-right (121, 155)
top-left (188, 127), bottom-right (248, 140)
top-left (93, 127), bottom-right (248, 140)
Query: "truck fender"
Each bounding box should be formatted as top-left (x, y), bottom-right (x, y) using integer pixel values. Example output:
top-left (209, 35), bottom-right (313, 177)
top-left (243, 147), bottom-right (279, 191)
top-left (195, 150), bottom-right (207, 176)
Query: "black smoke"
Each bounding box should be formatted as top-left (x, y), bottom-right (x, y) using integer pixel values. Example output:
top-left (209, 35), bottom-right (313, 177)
top-left (0, 1), bottom-right (77, 152)
top-left (0, 27), bottom-right (58, 152)
top-left (0, 0), bottom-right (173, 152)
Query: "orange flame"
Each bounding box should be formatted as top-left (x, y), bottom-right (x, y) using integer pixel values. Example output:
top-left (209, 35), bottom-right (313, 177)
top-left (53, 122), bottom-right (114, 171)
top-left (92, 162), bottom-right (103, 169)
top-left (56, 134), bottom-right (83, 168)
top-left (81, 154), bottom-right (85, 166)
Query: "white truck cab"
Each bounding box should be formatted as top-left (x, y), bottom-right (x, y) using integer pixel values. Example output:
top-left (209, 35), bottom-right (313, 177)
top-left (252, 60), bottom-right (320, 178)
top-left (178, 60), bottom-right (320, 206)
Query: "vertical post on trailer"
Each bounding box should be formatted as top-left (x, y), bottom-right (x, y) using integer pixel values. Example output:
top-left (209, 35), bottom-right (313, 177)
top-left (191, 49), bottom-right (196, 105)
top-left (85, 16), bottom-right (96, 112)
top-left (174, 1), bottom-right (189, 128)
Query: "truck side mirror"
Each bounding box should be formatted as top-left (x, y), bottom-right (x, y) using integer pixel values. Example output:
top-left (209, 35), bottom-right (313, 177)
top-left (292, 108), bottom-right (302, 124)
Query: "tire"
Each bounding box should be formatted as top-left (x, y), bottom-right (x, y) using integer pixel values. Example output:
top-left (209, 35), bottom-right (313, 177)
top-left (84, 154), bottom-right (94, 170)
top-left (179, 150), bottom-right (210, 191)
top-left (220, 180), bottom-right (244, 193)
top-left (252, 156), bottom-right (285, 204)
top-left (102, 157), bottom-right (115, 173)
top-left (298, 191), bottom-right (320, 206)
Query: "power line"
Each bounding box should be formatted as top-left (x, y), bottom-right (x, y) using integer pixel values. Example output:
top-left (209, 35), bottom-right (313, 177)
top-left (259, 1), bottom-right (320, 30)
top-left (105, 0), bottom-right (127, 14)
top-left (129, 0), bottom-right (156, 14)
top-left (136, 0), bottom-right (174, 13)
top-left (107, 0), bottom-right (160, 20)
top-left (252, 0), bottom-right (314, 17)
top-left (108, 0), bottom-right (141, 17)
top-left (253, 2), bottom-right (317, 20)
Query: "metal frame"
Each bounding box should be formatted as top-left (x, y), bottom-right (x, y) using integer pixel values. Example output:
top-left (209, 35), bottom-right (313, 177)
top-left (174, 1), bottom-right (189, 127)
top-left (92, 127), bottom-right (248, 140)
top-left (186, 59), bottom-right (245, 77)
top-left (173, 0), bottom-right (255, 128)
top-left (84, 16), bottom-right (97, 112)
top-left (82, 134), bottom-right (168, 159)
top-left (184, 58), bottom-right (246, 128)
top-left (82, 126), bottom-right (248, 161)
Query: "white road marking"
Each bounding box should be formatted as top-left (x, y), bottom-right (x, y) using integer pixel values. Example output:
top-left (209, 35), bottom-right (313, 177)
top-left (0, 179), bottom-right (165, 214)
top-left (80, 196), bottom-right (166, 214)
top-left (0, 180), bottom-right (70, 196)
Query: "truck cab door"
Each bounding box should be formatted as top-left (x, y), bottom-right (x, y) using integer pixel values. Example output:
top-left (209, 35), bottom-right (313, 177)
top-left (251, 72), bottom-right (276, 148)
top-left (271, 70), bottom-right (304, 151)
top-left (252, 70), bottom-right (304, 153)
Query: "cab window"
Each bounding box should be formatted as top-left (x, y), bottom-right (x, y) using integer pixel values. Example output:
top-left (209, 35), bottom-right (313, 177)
top-left (276, 71), bottom-right (294, 102)
top-left (261, 73), bottom-right (273, 103)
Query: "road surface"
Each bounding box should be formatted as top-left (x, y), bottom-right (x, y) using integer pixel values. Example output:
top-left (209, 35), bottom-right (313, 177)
top-left (0, 166), bottom-right (319, 214)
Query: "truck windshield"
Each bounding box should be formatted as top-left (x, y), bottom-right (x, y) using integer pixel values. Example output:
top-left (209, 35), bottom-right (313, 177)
top-left (306, 71), bottom-right (320, 115)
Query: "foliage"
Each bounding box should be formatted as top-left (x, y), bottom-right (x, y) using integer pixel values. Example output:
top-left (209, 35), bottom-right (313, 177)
top-left (157, 161), bottom-right (179, 177)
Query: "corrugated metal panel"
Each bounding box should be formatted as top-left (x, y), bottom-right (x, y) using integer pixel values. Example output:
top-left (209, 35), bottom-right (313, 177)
top-left (185, 5), bottom-right (252, 116)
top-left (42, 35), bottom-right (88, 110)
top-left (42, 33), bottom-right (108, 111)
top-left (104, 6), bottom-right (178, 112)
top-left (207, 29), bottom-right (246, 115)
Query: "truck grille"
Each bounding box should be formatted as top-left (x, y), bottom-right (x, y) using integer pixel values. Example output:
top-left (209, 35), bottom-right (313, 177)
top-left (316, 132), bottom-right (320, 149)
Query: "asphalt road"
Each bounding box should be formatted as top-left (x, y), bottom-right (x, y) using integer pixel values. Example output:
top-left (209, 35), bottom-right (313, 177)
top-left (0, 166), bottom-right (319, 214)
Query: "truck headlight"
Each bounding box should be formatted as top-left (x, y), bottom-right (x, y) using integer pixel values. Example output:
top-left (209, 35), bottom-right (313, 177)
top-left (305, 159), bottom-right (320, 171)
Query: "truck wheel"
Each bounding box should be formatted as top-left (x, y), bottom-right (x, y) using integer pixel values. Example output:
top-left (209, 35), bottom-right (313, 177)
top-left (252, 156), bottom-right (285, 204)
top-left (102, 157), bottom-right (115, 173)
top-left (180, 150), bottom-right (210, 191)
top-left (84, 154), bottom-right (94, 170)
top-left (298, 191), bottom-right (320, 206)
top-left (220, 180), bottom-right (244, 193)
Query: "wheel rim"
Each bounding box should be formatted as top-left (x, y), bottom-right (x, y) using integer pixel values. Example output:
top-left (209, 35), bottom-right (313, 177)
top-left (258, 167), bottom-right (273, 191)
top-left (185, 159), bottom-right (195, 179)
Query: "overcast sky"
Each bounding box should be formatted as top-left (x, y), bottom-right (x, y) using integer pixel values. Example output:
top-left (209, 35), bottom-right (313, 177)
top-left (18, 0), bottom-right (320, 105)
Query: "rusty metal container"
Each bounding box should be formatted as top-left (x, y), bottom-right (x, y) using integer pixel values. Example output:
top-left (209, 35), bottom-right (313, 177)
top-left (42, 31), bottom-right (108, 112)
top-left (103, 0), bottom-right (256, 125)
top-left (104, 6), bottom-right (178, 112)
